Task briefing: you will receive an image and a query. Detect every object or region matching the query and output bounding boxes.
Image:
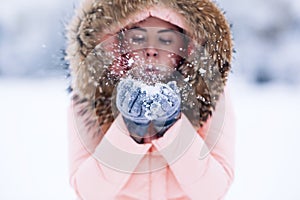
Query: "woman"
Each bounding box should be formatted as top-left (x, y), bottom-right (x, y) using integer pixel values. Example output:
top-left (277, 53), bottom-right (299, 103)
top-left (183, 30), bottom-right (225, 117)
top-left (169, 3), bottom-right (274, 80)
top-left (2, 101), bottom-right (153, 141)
top-left (66, 0), bottom-right (235, 199)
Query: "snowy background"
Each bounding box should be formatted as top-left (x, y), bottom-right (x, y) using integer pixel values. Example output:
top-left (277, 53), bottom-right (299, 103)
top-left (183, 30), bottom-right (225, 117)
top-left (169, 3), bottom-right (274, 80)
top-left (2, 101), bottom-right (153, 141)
top-left (0, 0), bottom-right (300, 199)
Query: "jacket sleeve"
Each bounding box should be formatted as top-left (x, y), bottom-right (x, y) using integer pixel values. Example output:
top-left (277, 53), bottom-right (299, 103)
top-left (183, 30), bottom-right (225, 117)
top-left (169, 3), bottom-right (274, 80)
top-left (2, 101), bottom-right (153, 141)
top-left (152, 90), bottom-right (235, 199)
top-left (67, 101), bottom-right (152, 200)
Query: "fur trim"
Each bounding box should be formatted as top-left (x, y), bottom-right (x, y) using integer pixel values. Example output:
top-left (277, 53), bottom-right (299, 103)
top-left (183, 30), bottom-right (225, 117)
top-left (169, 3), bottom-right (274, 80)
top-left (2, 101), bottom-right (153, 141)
top-left (65, 0), bottom-right (233, 135)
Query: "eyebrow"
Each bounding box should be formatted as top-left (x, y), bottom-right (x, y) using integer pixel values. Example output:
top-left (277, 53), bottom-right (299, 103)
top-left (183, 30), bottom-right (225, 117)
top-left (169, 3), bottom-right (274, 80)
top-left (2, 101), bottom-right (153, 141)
top-left (128, 27), bottom-right (178, 34)
top-left (128, 27), bottom-right (147, 32)
top-left (157, 29), bottom-right (177, 34)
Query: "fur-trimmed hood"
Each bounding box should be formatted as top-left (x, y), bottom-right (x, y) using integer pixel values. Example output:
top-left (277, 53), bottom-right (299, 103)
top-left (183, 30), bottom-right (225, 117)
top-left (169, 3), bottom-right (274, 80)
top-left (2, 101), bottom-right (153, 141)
top-left (65, 0), bottom-right (233, 134)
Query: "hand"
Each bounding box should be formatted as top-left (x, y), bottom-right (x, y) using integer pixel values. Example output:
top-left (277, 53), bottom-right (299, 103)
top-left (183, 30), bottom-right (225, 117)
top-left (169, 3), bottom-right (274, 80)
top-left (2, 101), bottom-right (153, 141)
top-left (150, 81), bottom-right (181, 136)
top-left (116, 79), bottom-right (181, 143)
top-left (116, 79), bottom-right (150, 142)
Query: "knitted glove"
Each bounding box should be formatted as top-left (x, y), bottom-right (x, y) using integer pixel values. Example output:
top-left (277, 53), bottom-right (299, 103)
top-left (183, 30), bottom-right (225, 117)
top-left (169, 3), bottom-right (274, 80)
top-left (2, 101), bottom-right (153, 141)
top-left (116, 79), bottom-right (150, 141)
top-left (151, 81), bottom-right (181, 137)
top-left (116, 78), bottom-right (181, 143)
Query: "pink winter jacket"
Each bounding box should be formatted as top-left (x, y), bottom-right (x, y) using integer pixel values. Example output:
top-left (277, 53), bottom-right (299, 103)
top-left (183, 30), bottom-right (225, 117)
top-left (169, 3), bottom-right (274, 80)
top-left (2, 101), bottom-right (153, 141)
top-left (68, 90), bottom-right (235, 200)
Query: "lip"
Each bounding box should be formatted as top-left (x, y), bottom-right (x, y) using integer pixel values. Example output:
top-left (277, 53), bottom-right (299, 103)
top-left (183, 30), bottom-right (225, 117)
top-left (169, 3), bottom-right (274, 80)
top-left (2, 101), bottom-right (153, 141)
top-left (144, 64), bottom-right (158, 71)
top-left (145, 67), bottom-right (159, 72)
top-left (145, 69), bottom-right (161, 76)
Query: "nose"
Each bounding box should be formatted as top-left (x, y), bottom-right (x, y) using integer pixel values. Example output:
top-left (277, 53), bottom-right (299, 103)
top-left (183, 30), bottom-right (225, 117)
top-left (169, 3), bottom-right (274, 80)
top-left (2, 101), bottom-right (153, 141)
top-left (145, 48), bottom-right (158, 57)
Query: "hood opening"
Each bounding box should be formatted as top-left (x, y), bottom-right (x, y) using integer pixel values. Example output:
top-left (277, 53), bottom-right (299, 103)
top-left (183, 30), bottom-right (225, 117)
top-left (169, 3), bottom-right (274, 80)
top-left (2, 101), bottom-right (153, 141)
top-left (66, 0), bottom-right (233, 134)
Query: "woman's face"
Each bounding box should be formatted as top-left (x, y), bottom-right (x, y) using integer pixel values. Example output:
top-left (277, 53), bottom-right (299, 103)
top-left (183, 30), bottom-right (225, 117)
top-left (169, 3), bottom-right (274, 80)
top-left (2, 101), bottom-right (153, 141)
top-left (121, 17), bottom-right (187, 73)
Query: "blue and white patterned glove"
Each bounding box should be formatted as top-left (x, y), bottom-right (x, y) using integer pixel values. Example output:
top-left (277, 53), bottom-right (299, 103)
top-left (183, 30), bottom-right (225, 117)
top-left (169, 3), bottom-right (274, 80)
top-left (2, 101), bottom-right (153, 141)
top-left (151, 81), bottom-right (181, 136)
top-left (116, 78), bottom-right (181, 143)
top-left (116, 79), bottom-right (150, 141)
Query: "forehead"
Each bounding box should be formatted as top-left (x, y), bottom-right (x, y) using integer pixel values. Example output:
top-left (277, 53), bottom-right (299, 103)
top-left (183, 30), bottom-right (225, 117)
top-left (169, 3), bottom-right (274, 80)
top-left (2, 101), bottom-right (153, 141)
top-left (133, 17), bottom-right (181, 31)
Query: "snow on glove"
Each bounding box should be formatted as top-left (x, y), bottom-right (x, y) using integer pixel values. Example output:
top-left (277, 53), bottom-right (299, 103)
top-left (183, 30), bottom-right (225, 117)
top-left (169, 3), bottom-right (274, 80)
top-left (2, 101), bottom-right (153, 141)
top-left (116, 79), bottom-right (150, 140)
top-left (149, 81), bottom-right (181, 136)
top-left (117, 78), bottom-right (181, 139)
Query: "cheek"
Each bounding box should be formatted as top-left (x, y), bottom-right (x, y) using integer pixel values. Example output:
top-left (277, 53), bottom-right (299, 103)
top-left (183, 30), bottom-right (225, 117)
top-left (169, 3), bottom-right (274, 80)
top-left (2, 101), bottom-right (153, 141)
top-left (165, 53), bottom-right (182, 67)
top-left (120, 52), bottom-right (145, 70)
top-left (127, 50), bottom-right (141, 58)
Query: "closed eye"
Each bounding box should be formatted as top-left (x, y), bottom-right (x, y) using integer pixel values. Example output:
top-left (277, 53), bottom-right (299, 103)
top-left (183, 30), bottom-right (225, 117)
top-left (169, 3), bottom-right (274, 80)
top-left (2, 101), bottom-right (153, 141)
top-left (159, 38), bottom-right (172, 45)
top-left (131, 36), bottom-right (145, 44)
